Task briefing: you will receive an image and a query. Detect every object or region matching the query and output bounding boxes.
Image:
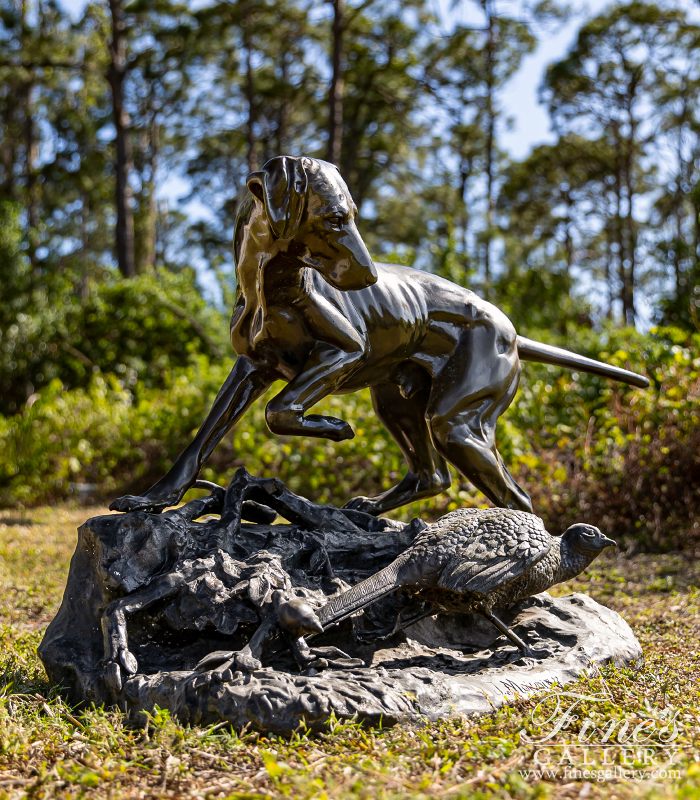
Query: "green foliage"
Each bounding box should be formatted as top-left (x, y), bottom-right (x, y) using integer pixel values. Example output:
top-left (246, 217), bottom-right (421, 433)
top-left (497, 134), bottom-right (614, 328)
top-left (511, 325), bottom-right (700, 550)
top-left (0, 200), bottom-right (27, 297)
top-left (539, 2), bottom-right (698, 327)
top-left (336, 0), bottom-right (432, 208)
top-left (491, 255), bottom-right (593, 333)
top-left (0, 360), bottom-right (408, 513)
top-left (3, 0), bottom-right (700, 329)
top-left (2, 0), bottom-right (700, 556)
top-left (0, 265), bottom-right (228, 415)
top-left (2, 323), bottom-right (698, 551)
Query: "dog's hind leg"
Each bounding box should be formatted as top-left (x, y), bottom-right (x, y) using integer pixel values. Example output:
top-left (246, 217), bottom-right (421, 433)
top-left (265, 342), bottom-right (362, 441)
top-left (426, 322), bottom-right (532, 512)
top-left (344, 380), bottom-right (451, 515)
top-left (110, 356), bottom-right (275, 513)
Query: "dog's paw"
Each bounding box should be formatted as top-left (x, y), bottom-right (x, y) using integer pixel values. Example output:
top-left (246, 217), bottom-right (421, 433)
top-left (343, 495), bottom-right (378, 514)
top-left (195, 650), bottom-right (237, 671)
top-left (312, 415), bottom-right (354, 441)
top-left (233, 652), bottom-right (262, 672)
top-left (204, 651), bottom-right (262, 683)
top-left (109, 494), bottom-right (169, 513)
top-left (327, 423), bottom-right (354, 442)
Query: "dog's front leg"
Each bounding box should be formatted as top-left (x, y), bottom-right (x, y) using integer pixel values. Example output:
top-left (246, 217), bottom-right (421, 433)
top-left (110, 356), bottom-right (275, 513)
top-left (265, 342), bottom-right (362, 441)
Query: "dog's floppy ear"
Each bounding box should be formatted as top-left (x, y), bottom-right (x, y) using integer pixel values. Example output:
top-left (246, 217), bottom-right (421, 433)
top-left (246, 156), bottom-right (308, 240)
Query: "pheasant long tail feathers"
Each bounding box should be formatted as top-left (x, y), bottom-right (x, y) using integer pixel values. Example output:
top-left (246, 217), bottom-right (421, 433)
top-left (317, 559), bottom-right (404, 629)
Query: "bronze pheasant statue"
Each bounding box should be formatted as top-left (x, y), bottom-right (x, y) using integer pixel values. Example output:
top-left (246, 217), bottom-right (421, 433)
top-left (280, 508), bottom-right (616, 657)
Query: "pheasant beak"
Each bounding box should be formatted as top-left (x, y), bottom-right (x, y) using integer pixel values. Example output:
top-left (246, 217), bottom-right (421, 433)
top-left (600, 535), bottom-right (617, 548)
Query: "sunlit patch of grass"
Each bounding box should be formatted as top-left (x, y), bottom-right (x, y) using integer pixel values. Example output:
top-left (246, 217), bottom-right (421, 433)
top-left (0, 506), bottom-right (698, 799)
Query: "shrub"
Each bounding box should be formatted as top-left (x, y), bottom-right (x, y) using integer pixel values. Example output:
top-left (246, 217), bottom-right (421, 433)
top-left (1, 326), bottom-right (698, 551)
top-left (514, 326), bottom-right (700, 551)
top-left (0, 267), bottom-right (229, 416)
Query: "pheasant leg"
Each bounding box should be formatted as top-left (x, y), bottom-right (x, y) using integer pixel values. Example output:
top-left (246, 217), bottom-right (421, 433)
top-left (480, 607), bottom-right (530, 654)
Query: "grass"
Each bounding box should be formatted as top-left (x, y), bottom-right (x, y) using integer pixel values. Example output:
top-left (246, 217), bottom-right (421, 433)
top-left (0, 505), bottom-right (698, 799)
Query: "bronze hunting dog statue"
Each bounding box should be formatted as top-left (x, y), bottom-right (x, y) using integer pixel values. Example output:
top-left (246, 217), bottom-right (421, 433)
top-left (111, 156), bottom-right (648, 517)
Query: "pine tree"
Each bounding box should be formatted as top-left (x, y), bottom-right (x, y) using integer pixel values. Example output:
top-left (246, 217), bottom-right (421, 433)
top-left (542, 1), bottom-right (687, 326)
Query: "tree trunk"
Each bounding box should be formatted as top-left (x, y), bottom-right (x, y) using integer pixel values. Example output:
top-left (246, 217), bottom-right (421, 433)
top-left (21, 0), bottom-right (38, 269)
top-left (147, 117), bottom-right (158, 272)
top-left (327, 0), bottom-right (345, 165)
top-left (24, 79), bottom-right (39, 269)
top-left (107, 0), bottom-right (136, 279)
top-left (604, 228), bottom-right (613, 319)
top-left (613, 142), bottom-right (627, 325)
top-left (673, 121), bottom-right (685, 302)
top-left (482, 0), bottom-right (495, 290)
top-left (564, 191), bottom-right (574, 278)
top-left (0, 89), bottom-right (19, 198)
top-left (80, 193), bottom-right (90, 302)
top-left (459, 155), bottom-right (471, 264)
top-left (691, 131), bottom-right (700, 270)
top-left (159, 199), bottom-right (171, 268)
top-left (623, 134), bottom-right (636, 327)
top-left (244, 22), bottom-right (258, 173)
top-left (277, 49), bottom-right (289, 156)
top-left (693, 149), bottom-right (700, 272)
top-left (674, 192), bottom-right (683, 303)
top-left (136, 111), bottom-right (159, 273)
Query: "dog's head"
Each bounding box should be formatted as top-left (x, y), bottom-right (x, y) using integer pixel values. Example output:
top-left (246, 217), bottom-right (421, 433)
top-left (245, 156), bottom-right (378, 291)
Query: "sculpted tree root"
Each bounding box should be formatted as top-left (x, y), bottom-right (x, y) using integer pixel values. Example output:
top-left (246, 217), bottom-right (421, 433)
top-left (39, 469), bottom-right (642, 732)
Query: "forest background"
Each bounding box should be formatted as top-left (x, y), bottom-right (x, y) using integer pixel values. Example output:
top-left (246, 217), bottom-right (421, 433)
top-left (1, 0), bottom-right (700, 552)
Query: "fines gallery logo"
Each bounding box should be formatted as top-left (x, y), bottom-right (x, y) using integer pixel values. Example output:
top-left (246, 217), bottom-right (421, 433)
top-left (517, 689), bottom-right (682, 783)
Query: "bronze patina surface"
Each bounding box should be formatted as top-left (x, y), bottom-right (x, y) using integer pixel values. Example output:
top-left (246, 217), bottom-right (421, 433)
top-left (110, 156), bottom-right (648, 517)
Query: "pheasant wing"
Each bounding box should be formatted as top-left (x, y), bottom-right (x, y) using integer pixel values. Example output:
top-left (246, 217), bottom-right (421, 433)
top-left (438, 513), bottom-right (551, 595)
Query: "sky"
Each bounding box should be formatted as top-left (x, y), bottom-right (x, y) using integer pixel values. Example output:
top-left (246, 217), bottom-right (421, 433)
top-left (495, 1), bottom-right (611, 158)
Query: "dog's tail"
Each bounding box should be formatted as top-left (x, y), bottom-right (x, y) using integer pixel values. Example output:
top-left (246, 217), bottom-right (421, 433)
top-left (516, 336), bottom-right (650, 389)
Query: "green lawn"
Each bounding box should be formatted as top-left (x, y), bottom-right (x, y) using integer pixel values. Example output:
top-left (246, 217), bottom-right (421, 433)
top-left (0, 506), bottom-right (698, 799)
